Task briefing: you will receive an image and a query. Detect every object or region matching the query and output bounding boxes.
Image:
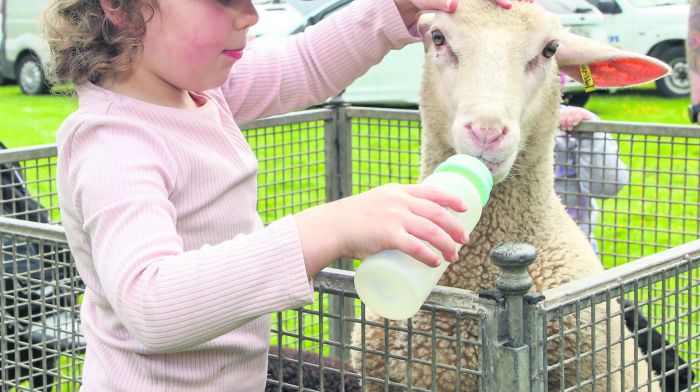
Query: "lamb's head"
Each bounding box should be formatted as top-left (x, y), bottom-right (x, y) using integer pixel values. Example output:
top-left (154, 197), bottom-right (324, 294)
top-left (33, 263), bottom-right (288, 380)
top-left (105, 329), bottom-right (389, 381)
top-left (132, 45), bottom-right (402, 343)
top-left (418, 0), bottom-right (669, 183)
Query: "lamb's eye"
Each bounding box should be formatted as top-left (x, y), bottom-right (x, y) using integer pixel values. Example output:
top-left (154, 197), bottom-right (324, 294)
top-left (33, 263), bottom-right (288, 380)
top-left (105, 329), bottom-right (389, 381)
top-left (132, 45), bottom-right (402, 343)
top-left (432, 30), bottom-right (446, 47)
top-left (542, 40), bottom-right (559, 58)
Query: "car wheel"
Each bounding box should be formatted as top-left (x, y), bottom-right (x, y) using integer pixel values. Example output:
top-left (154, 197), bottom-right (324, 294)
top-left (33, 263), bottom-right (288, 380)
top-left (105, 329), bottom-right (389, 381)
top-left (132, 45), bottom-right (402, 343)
top-left (562, 92), bottom-right (590, 107)
top-left (654, 46), bottom-right (689, 98)
top-left (16, 54), bottom-right (50, 95)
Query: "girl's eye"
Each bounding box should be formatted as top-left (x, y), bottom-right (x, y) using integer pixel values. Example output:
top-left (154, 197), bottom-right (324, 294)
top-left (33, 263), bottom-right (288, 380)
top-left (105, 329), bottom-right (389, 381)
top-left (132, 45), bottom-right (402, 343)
top-left (542, 40), bottom-right (559, 58)
top-left (432, 30), bottom-right (446, 47)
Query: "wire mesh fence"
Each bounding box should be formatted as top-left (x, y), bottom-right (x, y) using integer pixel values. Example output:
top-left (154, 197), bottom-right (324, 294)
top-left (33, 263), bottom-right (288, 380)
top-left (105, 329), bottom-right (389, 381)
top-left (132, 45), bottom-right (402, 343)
top-left (1, 219), bottom-right (84, 392)
top-left (266, 269), bottom-right (494, 392)
top-left (0, 145), bottom-right (60, 223)
top-left (537, 241), bottom-right (700, 392)
top-left (1, 106), bottom-right (699, 391)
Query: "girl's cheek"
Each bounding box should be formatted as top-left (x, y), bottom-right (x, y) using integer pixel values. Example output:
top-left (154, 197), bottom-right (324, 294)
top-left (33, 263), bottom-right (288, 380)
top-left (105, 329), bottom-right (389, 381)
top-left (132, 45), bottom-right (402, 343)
top-left (179, 35), bottom-right (219, 60)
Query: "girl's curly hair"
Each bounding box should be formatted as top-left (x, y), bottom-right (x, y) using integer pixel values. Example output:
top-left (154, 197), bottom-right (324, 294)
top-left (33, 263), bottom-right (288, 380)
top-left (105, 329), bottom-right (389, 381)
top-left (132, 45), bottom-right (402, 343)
top-left (43, 0), bottom-right (156, 86)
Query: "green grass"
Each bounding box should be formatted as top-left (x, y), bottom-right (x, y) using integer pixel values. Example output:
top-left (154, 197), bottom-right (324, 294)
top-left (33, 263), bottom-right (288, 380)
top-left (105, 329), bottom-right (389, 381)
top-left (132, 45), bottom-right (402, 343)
top-left (0, 85), bottom-right (78, 148)
top-left (586, 88), bottom-right (692, 124)
top-left (0, 84), bottom-right (695, 147)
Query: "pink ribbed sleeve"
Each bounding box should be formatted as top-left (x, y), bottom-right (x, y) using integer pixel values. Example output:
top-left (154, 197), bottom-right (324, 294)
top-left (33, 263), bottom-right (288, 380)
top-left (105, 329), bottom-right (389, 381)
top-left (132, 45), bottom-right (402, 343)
top-left (55, 0), bottom-right (420, 389)
top-left (225, 0), bottom-right (419, 122)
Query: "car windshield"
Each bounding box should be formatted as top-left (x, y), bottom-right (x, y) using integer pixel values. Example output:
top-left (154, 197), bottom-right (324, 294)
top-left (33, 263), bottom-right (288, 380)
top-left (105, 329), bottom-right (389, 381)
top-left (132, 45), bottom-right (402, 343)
top-left (627, 0), bottom-right (688, 6)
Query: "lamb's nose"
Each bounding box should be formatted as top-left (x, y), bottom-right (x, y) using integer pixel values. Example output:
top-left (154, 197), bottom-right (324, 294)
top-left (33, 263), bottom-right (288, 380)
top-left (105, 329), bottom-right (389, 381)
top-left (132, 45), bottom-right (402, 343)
top-left (464, 122), bottom-right (509, 146)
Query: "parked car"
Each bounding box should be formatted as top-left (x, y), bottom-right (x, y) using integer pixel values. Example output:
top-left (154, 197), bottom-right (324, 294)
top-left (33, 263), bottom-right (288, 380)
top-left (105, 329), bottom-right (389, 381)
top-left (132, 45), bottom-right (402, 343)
top-left (250, 0), bottom-right (607, 107)
top-left (587, 0), bottom-right (689, 97)
top-left (0, 0), bottom-right (51, 95)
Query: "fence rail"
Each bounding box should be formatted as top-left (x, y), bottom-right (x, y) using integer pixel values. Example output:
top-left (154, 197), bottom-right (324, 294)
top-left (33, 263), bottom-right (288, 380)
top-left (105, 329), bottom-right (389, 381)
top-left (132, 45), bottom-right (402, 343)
top-left (2, 106), bottom-right (699, 391)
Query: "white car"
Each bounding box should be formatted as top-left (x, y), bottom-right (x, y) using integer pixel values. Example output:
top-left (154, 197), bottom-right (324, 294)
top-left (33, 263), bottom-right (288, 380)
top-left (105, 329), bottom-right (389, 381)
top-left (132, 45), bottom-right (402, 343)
top-left (588, 0), bottom-right (689, 97)
top-left (0, 0), bottom-right (52, 95)
top-left (250, 0), bottom-right (607, 107)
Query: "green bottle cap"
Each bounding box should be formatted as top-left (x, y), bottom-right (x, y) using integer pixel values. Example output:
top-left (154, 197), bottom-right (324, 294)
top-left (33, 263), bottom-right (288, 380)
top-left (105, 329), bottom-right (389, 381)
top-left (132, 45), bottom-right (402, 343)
top-left (434, 154), bottom-right (493, 207)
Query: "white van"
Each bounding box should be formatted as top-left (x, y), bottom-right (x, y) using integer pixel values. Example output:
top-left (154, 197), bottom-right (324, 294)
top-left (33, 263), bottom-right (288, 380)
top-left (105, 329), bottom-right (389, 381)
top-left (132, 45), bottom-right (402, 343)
top-left (588, 0), bottom-right (689, 97)
top-left (0, 0), bottom-right (51, 95)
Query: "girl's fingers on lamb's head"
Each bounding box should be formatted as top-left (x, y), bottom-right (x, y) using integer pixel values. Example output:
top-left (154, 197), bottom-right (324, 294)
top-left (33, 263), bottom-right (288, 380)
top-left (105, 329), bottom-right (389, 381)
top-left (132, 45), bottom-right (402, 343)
top-left (492, 0), bottom-right (531, 8)
top-left (492, 0), bottom-right (512, 9)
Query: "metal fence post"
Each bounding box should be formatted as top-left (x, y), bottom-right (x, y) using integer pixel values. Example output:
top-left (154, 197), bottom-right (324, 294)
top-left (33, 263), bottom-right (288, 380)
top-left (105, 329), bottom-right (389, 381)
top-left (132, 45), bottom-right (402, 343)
top-left (484, 242), bottom-right (538, 391)
top-left (323, 104), bottom-right (355, 359)
top-left (526, 298), bottom-right (547, 392)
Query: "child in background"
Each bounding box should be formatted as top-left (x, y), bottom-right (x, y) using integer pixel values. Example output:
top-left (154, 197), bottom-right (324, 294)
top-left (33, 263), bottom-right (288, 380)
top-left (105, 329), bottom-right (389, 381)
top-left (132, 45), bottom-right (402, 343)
top-left (555, 105), bottom-right (629, 253)
top-left (43, 0), bottom-right (529, 389)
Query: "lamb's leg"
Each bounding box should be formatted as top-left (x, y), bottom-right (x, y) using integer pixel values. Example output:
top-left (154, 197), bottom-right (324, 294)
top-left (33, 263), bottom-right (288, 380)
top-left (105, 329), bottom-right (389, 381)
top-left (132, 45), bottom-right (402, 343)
top-left (619, 299), bottom-right (693, 392)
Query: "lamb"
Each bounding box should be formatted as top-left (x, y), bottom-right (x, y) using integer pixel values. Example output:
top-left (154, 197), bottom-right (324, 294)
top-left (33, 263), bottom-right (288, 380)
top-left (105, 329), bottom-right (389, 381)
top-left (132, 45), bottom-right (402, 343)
top-left (350, 1), bottom-right (674, 391)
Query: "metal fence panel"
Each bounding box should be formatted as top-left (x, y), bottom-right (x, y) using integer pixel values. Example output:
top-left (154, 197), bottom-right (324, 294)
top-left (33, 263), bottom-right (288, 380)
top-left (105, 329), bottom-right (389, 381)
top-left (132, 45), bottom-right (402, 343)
top-left (0, 145), bottom-right (60, 223)
top-left (266, 268), bottom-right (495, 392)
top-left (538, 240), bottom-right (700, 392)
top-left (1, 218), bottom-right (84, 391)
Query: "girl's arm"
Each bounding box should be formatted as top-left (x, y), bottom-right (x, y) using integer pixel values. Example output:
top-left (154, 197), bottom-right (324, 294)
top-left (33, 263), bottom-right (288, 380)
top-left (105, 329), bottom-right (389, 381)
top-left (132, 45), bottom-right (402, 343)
top-left (224, 0), bottom-right (420, 123)
top-left (62, 118), bottom-right (467, 352)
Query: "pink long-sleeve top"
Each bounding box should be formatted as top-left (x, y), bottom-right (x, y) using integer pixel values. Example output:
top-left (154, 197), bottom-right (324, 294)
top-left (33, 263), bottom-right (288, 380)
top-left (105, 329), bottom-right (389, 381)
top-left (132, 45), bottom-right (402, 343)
top-left (55, 0), bottom-right (419, 390)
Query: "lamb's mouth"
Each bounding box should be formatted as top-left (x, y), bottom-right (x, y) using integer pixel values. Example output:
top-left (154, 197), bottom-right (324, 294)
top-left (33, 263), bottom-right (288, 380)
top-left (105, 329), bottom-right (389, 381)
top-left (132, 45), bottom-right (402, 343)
top-left (475, 157), bottom-right (514, 184)
top-left (475, 157), bottom-right (505, 173)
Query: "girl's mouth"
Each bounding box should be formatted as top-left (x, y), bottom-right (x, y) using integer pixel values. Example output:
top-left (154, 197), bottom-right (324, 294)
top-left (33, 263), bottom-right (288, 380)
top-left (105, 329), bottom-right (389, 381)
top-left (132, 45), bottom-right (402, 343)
top-left (223, 49), bottom-right (243, 60)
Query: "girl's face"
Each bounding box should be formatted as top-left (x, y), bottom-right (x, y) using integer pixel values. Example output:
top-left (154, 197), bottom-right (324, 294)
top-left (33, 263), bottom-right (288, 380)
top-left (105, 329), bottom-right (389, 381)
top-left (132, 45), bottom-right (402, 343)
top-left (138, 0), bottom-right (258, 93)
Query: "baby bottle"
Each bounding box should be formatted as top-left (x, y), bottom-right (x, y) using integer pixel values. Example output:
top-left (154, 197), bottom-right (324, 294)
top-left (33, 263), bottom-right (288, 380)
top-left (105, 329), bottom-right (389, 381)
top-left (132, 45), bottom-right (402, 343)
top-left (354, 154), bottom-right (493, 320)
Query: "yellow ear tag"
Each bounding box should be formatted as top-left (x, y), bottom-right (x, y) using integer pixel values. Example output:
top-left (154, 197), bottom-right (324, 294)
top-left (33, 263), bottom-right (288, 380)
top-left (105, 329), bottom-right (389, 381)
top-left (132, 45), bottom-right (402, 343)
top-left (579, 65), bottom-right (596, 92)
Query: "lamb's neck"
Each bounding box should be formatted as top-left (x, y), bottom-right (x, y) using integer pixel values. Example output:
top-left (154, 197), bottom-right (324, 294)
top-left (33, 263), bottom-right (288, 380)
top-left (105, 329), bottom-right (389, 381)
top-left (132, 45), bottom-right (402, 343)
top-left (486, 157), bottom-right (555, 222)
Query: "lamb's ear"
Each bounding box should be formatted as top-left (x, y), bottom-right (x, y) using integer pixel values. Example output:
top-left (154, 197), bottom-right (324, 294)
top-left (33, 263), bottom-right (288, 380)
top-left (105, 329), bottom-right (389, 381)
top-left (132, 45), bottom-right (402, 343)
top-left (556, 31), bottom-right (670, 88)
top-left (418, 13), bottom-right (435, 48)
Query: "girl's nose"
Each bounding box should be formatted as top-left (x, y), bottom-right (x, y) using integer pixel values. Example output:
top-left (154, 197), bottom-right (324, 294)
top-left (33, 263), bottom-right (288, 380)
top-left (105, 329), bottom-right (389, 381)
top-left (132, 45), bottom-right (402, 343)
top-left (234, 2), bottom-right (259, 31)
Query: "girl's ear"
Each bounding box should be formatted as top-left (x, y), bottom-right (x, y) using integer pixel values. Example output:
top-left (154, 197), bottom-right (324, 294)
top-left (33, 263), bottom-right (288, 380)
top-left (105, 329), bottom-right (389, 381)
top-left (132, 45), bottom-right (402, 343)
top-left (100, 0), bottom-right (129, 30)
top-left (556, 31), bottom-right (670, 88)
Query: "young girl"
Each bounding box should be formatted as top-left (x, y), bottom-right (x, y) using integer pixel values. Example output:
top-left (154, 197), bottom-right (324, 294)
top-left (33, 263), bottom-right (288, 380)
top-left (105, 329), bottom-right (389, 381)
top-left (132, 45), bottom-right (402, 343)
top-left (555, 105), bottom-right (629, 254)
top-left (44, 0), bottom-right (527, 389)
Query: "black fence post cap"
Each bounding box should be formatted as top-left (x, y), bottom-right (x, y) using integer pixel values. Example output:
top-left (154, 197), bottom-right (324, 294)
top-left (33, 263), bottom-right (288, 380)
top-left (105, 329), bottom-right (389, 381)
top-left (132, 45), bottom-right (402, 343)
top-left (491, 242), bottom-right (537, 296)
top-left (490, 242), bottom-right (537, 268)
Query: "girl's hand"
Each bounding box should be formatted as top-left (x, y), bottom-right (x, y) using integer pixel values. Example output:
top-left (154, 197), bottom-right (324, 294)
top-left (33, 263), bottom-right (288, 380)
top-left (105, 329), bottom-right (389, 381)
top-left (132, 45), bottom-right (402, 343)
top-left (394, 0), bottom-right (535, 28)
top-left (491, 0), bottom-right (534, 9)
top-left (294, 183), bottom-right (469, 277)
top-left (559, 106), bottom-right (597, 131)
